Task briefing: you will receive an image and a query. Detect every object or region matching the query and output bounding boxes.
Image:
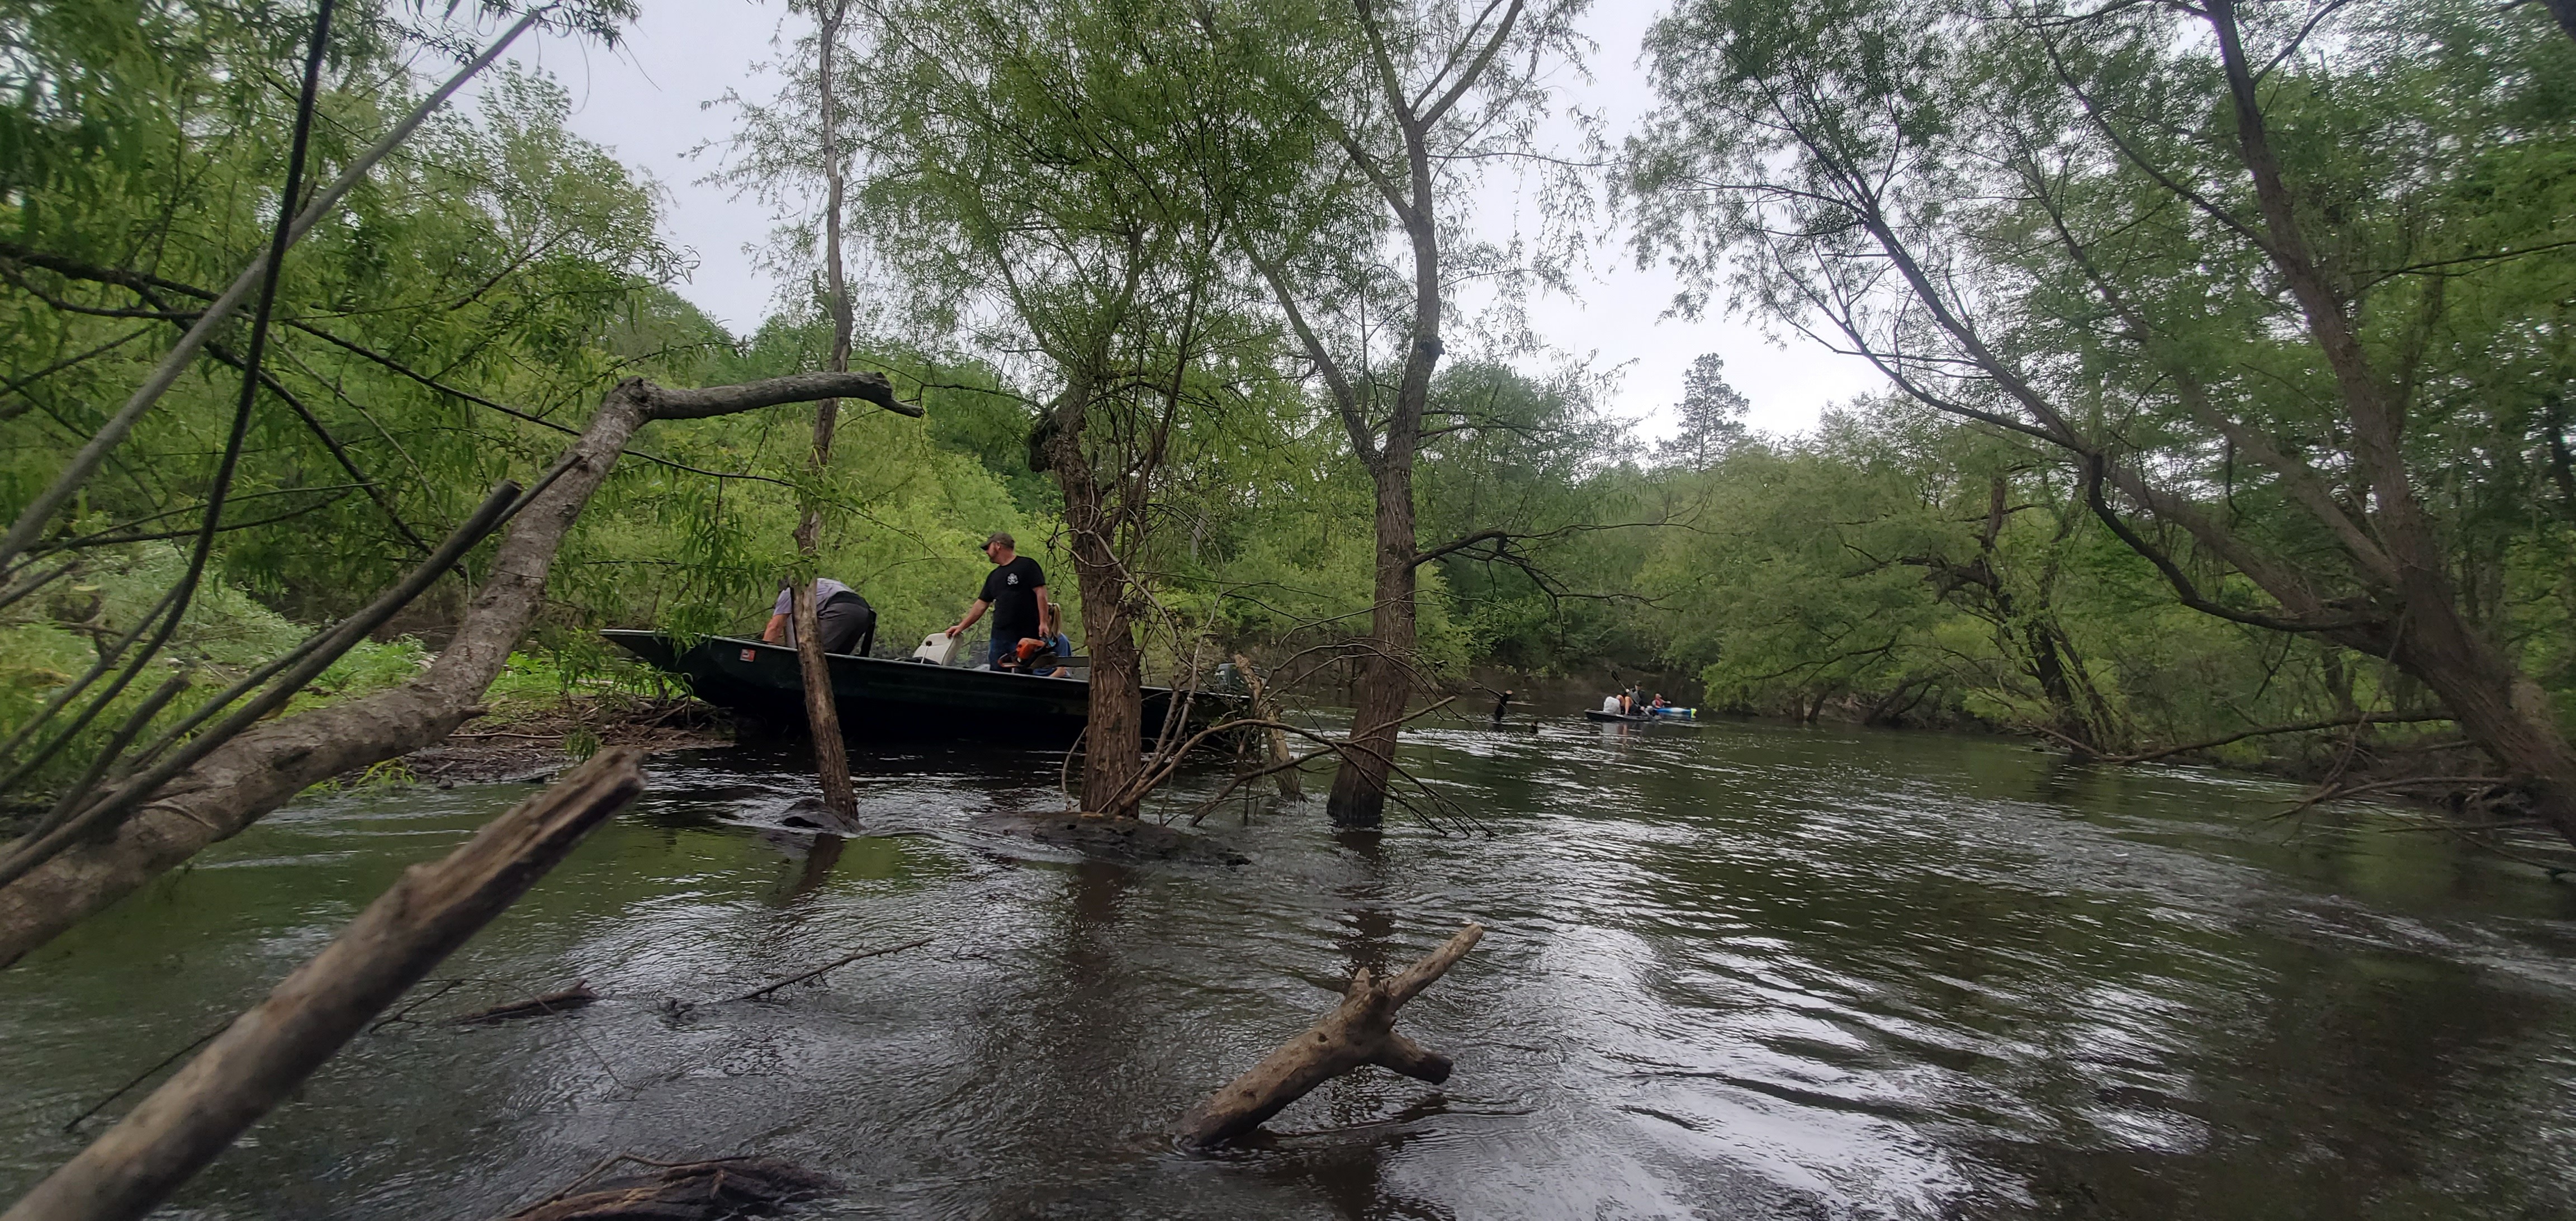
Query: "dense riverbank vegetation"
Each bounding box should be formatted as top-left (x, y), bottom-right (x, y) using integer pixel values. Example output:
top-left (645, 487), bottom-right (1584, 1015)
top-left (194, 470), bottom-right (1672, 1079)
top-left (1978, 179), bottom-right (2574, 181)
top-left (3, 0), bottom-right (2573, 822)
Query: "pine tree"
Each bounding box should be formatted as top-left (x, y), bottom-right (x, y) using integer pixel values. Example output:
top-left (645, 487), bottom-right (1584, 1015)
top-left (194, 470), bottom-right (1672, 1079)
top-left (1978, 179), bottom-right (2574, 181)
top-left (1658, 353), bottom-right (1749, 470)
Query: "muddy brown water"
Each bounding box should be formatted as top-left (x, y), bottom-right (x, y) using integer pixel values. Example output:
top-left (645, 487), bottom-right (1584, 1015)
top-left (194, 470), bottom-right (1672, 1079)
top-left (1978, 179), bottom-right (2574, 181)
top-left (5, 715), bottom-right (2576, 1219)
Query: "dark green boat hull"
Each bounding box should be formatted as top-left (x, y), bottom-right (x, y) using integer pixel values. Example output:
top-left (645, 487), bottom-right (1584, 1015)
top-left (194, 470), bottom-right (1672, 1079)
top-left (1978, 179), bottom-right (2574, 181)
top-left (602, 630), bottom-right (1218, 747)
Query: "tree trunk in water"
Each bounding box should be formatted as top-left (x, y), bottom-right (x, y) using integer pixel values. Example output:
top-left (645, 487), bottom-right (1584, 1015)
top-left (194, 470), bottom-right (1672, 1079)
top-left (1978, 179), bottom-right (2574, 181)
top-left (1060, 468), bottom-right (1144, 817)
top-left (1176, 923), bottom-right (1483, 1148)
top-left (1039, 372), bottom-right (1145, 818)
top-left (787, 579), bottom-right (855, 821)
top-left (2024, 619), bottom-right (2098, 755)
top-left (0, 372), bottom-right (902, 968)
top-left (1327, 462), bottom-right (1418, 828)
top-left (2381, 584), bottom-right (2576, 842)
top-left (2, 750), bottom-right (645, 1221)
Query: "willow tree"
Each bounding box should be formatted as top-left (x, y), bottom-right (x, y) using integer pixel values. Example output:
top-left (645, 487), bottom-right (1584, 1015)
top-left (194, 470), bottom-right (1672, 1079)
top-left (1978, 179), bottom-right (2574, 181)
top-left (0, 0), bottom-right (920, 961)
top-left (848, 0), bottom-right (1316, 816)
top-left (0, 1), bottom-right (673, 806)
top-left (1628, 0), bottom-right (2576, 835)
top-left (1232, 0), bottom-right (1590, 827)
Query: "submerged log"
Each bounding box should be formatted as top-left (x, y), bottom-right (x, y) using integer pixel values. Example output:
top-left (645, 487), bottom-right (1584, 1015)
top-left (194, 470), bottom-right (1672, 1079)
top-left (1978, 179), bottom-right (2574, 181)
top-left (501, 1156), bottom-right (834, 1221)
top-left (453, 982), bottom-right (600, 1025)
top-left (1177, 922), bottom-right (1484, 1148)
top-left (1, 750), bottom-right (647, 1221)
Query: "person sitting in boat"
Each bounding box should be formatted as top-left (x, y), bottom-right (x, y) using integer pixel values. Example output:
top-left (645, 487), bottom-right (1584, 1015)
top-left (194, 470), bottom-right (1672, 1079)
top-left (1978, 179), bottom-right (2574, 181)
top-left (1650, 693), bottom-right (1668, 712)
top-left (1600, 693), bottom-right (1625, 716)
top-left (946, 531), bottom-right (1049, 669)
top-left (1022, 602), bottom-right (1075, 678)
top-left (1002, 634), bottom-right (1064, 676)
top-left (763, 576), bottom-right (876, 656)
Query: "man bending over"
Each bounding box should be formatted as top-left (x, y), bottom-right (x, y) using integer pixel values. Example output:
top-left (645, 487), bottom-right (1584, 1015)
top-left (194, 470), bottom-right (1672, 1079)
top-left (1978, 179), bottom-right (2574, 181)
top-left (764, 576), bottom-right (877, 656)
top-left (946, 532), bottom-right (1049, 669)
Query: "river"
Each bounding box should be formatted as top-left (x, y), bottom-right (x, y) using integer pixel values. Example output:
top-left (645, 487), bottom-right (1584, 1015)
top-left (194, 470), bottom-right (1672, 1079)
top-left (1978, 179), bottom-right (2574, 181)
top-left (4, 713), bottom-right (2574, 1219)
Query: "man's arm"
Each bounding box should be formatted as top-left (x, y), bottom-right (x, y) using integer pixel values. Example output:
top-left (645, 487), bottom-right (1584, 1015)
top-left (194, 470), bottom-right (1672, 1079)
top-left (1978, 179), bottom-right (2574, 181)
top-left (761, 613), bottom-right (789, 643)
top-left (947, 598), bottom-right (990, 638)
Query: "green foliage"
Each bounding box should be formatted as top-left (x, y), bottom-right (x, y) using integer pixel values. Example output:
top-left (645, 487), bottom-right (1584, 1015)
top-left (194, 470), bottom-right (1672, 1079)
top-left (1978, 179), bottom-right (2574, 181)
top-left (10, 0), bottom-right (2560, 811)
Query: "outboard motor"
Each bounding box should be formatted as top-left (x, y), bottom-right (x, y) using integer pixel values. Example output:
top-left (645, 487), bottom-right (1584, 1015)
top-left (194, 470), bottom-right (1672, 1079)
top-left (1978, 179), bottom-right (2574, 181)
top-left (910, 632), bottom-right (962, 666)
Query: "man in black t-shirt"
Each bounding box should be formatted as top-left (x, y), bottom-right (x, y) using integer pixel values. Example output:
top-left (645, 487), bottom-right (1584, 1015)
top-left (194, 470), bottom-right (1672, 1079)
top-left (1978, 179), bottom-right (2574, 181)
top-left (946, 531), bottom-right (1050, 669)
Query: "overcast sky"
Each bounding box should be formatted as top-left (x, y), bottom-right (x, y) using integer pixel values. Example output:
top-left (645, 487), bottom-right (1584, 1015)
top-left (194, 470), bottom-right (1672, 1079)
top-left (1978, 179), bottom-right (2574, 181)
top-left (501, 1), bottom-right (1883, 441)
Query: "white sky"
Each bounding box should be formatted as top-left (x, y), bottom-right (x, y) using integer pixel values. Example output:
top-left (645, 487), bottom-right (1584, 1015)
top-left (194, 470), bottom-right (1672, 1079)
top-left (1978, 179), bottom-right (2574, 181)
top-left (500, 0), bottom-right (1883, 441)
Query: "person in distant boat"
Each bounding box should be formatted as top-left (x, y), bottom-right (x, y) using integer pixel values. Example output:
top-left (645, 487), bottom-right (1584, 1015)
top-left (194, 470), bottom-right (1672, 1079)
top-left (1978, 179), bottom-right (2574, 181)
top-left (1650, 693), bottom-right (1668, 712)
top-left (1492, 689), bottom-right (1514, 722)
top-left (946, 531), bottom-right (1049, 669)
top-left (1600, 693), bottom-right (1625, 716)
top-left (763, 577), bottom-right (877, 656)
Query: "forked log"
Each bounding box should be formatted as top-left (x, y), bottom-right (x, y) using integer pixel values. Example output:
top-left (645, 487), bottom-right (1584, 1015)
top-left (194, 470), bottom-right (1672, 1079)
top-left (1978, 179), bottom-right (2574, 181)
top-left (2, 750), bottom-right (648, 1221)
top-left (1177, 922), bottom-right (1484, 1148)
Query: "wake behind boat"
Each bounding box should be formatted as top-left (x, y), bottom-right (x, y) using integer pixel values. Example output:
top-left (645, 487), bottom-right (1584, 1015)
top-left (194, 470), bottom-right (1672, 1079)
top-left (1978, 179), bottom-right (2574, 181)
top-left (602, 630), bottom-right (1226, 747)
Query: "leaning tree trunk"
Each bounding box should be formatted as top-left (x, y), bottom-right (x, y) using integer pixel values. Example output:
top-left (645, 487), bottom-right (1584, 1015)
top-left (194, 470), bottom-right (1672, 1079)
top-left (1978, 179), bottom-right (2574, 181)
top-left (0, 371), bottom-right (903, 967)
top-left (2383, 576), bottom-right (2576, 842)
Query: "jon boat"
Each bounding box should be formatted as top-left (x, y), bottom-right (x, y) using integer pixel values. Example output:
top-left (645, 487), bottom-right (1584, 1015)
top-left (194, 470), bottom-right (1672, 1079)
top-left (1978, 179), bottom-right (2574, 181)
top-left (1584, 707), bottom-right (1697, 723)
top-left (602, 630), bottom-right (1228, 747)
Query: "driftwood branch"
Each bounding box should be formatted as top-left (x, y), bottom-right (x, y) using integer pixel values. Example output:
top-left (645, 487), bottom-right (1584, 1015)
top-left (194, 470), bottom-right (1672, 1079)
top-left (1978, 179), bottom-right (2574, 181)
top-left (1177, 922), bottom-right (1485, 1148)
top-left (1, 749), bottom-right (647, 1221)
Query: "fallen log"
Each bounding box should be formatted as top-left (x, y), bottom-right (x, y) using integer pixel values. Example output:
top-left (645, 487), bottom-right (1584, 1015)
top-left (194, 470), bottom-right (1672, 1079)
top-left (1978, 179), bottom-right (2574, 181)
top-left (1176, 922), bottom-right (1485, 1148)
top-left (453, 982), bottom-right (599, 1024)
top-left (1, 750), bottom-right (647, 1221)
top-left (501, 1156), bottom-right (834, 1221)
